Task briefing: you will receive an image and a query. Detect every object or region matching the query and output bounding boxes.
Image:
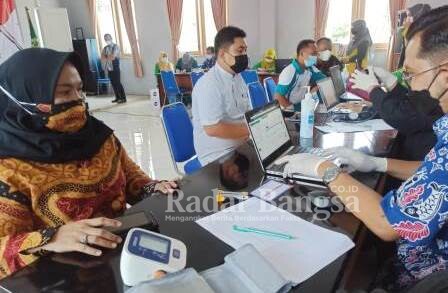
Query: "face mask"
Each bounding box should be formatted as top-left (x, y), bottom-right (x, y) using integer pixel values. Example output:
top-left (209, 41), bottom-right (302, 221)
top-left (304, 55), bottom-right (318, 67)
top-left (228, 53), bottom-right (249, 74)
top-left (407, 90), bottom-right (442, 115)
top-left (106, 40), bottom-right (112, 45)
top-left (161, 57), bottom-right (168, 63)
top-left (319, 50), bottom-right (331, 62)
top-left (206, 54), bottom-right (214, 60)
top-left (46, 100), bottom-right (87, 133)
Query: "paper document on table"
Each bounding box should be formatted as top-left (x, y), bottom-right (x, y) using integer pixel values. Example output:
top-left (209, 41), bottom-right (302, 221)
top-left (196, 197), bottom-right (355, 285)
top-left (316, 119), bottom-right (394, 133)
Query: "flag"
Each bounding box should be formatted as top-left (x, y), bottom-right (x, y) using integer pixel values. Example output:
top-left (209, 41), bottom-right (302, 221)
top-left (0, 0), bottom-right (23, 65)
top-left (25, 6), bottom-right (38, 48)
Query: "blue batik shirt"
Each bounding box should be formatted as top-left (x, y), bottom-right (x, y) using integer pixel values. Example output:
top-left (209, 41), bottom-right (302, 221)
top-left (381, 114), bottom-right (448, 289)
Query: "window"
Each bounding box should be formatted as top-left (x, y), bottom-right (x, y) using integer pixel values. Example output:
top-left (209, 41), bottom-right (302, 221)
top-left (325, 0), bottom-right (390, 48)
top-left (178, 0), bottom-right (221, 55)
top-left (96, 0), bottom-right (138, 56)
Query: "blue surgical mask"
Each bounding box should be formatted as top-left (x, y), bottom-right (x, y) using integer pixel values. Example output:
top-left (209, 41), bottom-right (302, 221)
top-left (305, 55), bottom-right (318, 67)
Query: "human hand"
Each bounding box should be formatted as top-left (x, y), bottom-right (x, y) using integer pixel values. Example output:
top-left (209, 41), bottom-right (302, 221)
top-left (320, 147), bottom-right (387, 173)
top-left (38, 218), bottom-right (122, 256)
top-left (274, 153), bottom-right (326, 178)
top-left (154, 181), bottom-right (178, 194)
top-left (371, 66), bottom-right (397, 91)
top-left (349, 69), bottom-right (380, 94)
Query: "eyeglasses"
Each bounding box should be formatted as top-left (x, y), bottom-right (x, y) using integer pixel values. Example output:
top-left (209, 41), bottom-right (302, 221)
top-left (403, 60), bottom-right (448, 83)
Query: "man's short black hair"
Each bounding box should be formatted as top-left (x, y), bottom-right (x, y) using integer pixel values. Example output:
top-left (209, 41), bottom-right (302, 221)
top-left (316, 37), bottom-right (332, 46)
top-left (406, 5), bottom-right (448, 61)
top-left (214, 26), bottom-right (246, 53)
top-left (206, 46), bottom-right (215, 53)
top-left (297, 39), bottom-right (316, 55)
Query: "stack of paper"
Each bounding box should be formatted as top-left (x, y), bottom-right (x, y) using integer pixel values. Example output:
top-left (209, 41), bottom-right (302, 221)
top-left (316, 119), bottom-right (394, 133)
top-left (196, 198), bottom-right (355, 285)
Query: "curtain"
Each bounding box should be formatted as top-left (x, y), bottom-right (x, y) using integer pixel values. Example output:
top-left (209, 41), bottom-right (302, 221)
top-left (166, 0), bottom-right (183, 61)
top-left (386, 0), bottom-right (406, 71)
top-left (86, 0), bottom-right (97, 39)
top-left (211, 0), bottom-right (227, 30)
top-left (314, 0), bottom-right (329, 39)
top-left (119, 0), bottom-right (143, 77)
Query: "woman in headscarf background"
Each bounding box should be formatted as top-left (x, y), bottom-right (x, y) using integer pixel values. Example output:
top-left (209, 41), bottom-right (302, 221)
top-left (344, 19), bottom-right (372, 70)
top-left (252, 48), bottom-right (277, 73)
top-left (154, 51), bottom-right (174, 74)
top-left (175, 52), bottom-right (198, 73)
top-left (0, 48), bottom-right (177, 278)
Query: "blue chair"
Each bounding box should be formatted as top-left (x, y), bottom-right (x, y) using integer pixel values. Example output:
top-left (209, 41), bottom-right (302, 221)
top-left (263, 77), bottom-right (277, 102)
top-left (160, 71), bottom-right (185, 104)
top-left (93, 58), bottom-right (112, 95)
top-left (240, 70), bottom-right (259, 85)
top-left (190, 71), bottom-right (204, 87)
top-left (247, 82), bottom-right (268, 109)
top-left (161, 102), bottom-right (202, 175)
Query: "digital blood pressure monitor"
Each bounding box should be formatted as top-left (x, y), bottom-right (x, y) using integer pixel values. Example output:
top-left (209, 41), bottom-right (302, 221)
top-left (120, 228), bottom-right (187, 286)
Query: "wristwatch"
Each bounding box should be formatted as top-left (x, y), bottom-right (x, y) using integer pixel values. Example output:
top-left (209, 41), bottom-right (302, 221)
top-left (322, 165), bottom-right (343, 185)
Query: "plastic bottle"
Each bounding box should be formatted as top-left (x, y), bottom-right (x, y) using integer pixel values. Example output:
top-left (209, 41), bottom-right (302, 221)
top-left (300, 86), bottom-right (315, 139)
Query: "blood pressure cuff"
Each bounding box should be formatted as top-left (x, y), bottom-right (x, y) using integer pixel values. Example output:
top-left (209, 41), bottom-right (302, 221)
top-left (126, 244), bottom-right (292, 293)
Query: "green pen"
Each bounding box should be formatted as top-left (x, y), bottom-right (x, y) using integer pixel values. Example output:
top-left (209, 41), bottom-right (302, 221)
top-left (232, 225), bottom-right (296, 240)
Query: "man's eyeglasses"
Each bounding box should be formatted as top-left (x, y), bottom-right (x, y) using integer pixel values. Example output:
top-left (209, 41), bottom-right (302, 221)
top-left (403, 60), bottom-right (448, 84)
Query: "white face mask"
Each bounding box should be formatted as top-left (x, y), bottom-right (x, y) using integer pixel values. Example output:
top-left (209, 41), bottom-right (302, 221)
top-left (319, 50), bottom-right (331, 62)
top-left (206, 54), bottom-right (213, 60)
top-left (106, 39), bottom-right (112, 45)
top-left (161, 57), bottom-right (168, 62)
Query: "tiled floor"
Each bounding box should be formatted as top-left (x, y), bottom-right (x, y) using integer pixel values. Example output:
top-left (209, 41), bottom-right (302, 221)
top-left (88, 95), bottom-right (179, 181)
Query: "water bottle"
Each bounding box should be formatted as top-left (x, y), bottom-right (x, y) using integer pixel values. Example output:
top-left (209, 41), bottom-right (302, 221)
top-left (300, 86), bottom-right (315, 139)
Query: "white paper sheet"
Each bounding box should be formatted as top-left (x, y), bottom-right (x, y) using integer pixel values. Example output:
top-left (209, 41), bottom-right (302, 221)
top-left (196, 198), bottom-right (355, 284)
top-left (316, 119), bottom-right (394, 133)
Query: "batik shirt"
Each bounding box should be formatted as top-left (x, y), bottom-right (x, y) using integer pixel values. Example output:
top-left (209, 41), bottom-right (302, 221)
top-left (381, 114), bottom-right (448, 289)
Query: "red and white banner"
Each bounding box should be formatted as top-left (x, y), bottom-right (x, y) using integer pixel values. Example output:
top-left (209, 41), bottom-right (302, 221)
top-left (1, 0), bottom-right (23, 65)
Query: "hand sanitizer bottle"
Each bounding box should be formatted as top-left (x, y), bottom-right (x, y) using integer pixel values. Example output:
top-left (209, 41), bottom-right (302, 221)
top-left (300, 86), bottom-right (315, 139)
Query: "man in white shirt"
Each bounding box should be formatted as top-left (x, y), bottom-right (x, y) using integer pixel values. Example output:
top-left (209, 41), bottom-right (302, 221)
top-left (192, 26), bottom-right (250, 166)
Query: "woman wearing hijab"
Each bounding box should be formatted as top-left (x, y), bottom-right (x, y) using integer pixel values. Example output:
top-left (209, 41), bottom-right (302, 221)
top-left (154, 51), bottom-right (174, 74)
top-left (344, 19), bottom-right (372, 70)
top-left (175, 52), bottom-right (198, 73)
top-left (0, 48), bottom-right (177, 278)
top-left (252, 48), bottom-right (277, 73)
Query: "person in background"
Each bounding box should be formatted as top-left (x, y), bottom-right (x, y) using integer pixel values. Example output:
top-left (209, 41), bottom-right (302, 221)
top-left (343, 20), bottom-right (372, 70)
top-left (101, 34), bottom-right (126, 104)
top-left (192, 26), bottom-right (250, 166)
top-left (398, 3), bottom-right (432, 68)
top-left (252, 48), bottom-right (277, 73)
top-left (316, 37), bottom-right (343, 77)
top-left (202, 46), bottom-right (216, 70)
top-left (0, 48), bottom-right (177, 278)
top-left (176, 52), bottom-right (199, 73)
top-left (154, 51), bottom-right (174, 74)
top-left (275, 40), bottom-right (326, 109)
top-left (350, 4), bottom-right (447, 162)
top-left (276, 7), bottom-right (448, 291)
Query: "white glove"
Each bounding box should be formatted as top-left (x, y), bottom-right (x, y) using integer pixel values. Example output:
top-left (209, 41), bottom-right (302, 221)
top-left (371, 66), bottom-right (397, 91)
top-left (349, 69), bottom-right (380, 94)
top-left (320, 147), bottom-right (387, 173)
top-left (274, 153), bottom-right (326, 178)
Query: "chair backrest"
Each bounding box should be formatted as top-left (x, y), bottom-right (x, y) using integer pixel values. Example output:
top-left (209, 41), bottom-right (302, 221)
top-left (263, 77), bottom-right (276, 102)
top-left (247, 82), bottom-right (268, 109)
top-left (160, 71), bottom-right (181, 96)
top-left (190, 71), bottom-right (204, 87)
top-left (161, 102), bottom-right (196, 163)
top-left (240, 70), bottom-right (259, 85)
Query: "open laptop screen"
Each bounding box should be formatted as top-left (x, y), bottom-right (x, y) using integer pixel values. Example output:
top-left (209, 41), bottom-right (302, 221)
top-left (247, 104), bottom-right (290, 162)
top-left (317, 78), bottom-right (339, 110)
top-left (330, 65), bottom-right (345, 97)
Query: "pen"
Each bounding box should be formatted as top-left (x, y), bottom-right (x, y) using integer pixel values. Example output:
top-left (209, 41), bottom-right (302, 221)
top-left (232, 225), bottom-right (296, 240)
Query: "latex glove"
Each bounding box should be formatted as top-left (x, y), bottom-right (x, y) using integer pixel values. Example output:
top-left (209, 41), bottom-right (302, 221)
top-left (371, 66), bottom-right (397, 91)
top-left (274, 153), bottom-right (326, 178)
top-left (320, 147), bottom-right (387, 173)
top-left (349, 69), bottom-right (380, 94)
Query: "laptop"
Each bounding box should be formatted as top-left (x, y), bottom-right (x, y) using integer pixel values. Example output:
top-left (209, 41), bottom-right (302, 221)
top-left (317, 77), bottom-right (351, 114)
top-left (329, 65), bottom-right (363, 101)
top-left (245, 102), bottom-right (324, 184)
top-left (275, 59), bottom-right (292, 74)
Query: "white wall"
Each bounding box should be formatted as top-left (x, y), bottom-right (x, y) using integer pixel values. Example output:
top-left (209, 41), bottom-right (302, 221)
top-left (15, 0), bottom-right (61, 48)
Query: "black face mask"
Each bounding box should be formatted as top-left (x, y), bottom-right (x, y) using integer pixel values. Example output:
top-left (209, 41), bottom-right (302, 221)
top-left (407, 70), bottom-right (447, 115)
top-left (230, 54), bottom-right (249, 74)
